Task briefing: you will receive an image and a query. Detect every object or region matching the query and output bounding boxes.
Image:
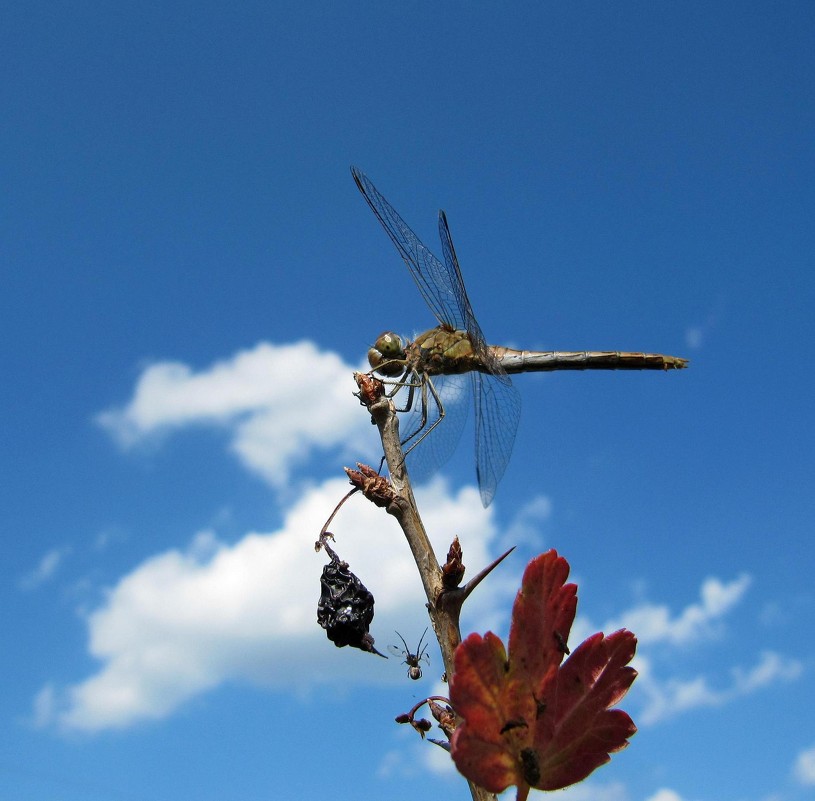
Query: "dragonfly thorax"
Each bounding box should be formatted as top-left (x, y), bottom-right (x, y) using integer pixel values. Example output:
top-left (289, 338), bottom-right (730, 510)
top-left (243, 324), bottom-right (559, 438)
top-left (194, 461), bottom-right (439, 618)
top-left (408, 327), bottom-right (481, 376)
top-left (368, 331), bottom-right (407, 377)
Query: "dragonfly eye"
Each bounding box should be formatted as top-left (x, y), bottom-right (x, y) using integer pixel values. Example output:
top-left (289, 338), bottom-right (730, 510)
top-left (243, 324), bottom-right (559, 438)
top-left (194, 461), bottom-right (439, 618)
top-left (368, 332), bottom-right (406, 376)
top-left (375, 331), bottom-right (405, 358)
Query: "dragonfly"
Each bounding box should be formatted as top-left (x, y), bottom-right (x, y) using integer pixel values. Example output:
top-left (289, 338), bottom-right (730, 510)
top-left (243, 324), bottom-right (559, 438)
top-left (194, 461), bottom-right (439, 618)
top-left (352, 167), bottom-right (688, 507)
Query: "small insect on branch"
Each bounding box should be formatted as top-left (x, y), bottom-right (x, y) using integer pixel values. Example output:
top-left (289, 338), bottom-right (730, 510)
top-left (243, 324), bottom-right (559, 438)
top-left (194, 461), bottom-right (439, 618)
top-left (388, 628), bottom-right (431, 680)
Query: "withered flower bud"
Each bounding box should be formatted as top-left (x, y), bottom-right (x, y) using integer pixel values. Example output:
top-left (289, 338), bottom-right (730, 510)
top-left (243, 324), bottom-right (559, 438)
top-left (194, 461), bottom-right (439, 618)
top-left (441, 536), bottom-right (466, 589)
top-left (345, 463), bottom-right (396, 507)
top-left (353, 371), bottom-right (385, 408)
top-left (429, 699), bottom-right (458, 740)
top-left (317, 555), bottom-right (384, 657)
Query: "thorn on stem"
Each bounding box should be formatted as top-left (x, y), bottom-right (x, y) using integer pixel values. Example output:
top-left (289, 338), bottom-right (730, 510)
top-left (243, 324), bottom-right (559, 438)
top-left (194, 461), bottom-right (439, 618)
top-left (438, 546), bottom-right (516, 626)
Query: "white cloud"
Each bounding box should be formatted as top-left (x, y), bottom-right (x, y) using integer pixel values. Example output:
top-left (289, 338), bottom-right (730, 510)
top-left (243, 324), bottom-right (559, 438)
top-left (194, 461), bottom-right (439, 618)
top-left (569, 573), bottom-right (802, 728)
top-left (376, 748), bottom-right (409, 778)
top-left (54, 337), bottom-right (548, 733)
top-left (93, 526), bottom-right (127, 552)
top-left (30, 683), bottom-right (57, 728)
top-left (19, 547), bottom-right (71, 590)
top-left (552, 780), bottom-right (629, 801)
top-left (684, 296), bottom-right (726, 351)
top-left (603, 573), bottom-right (752, 647)
top-left (38, 477), bottom-right (505, 733)
top-left (636, 650), bottom-right (802, 725)
top-left (497, 494), bottom-right (552, 549)
top-left (793, 743), bottom-right (815, 785)
top-left (380, 737), bottom-right (451, 780)
top-left (684, 327), bottom-right (703, 349)
top-left (644, 790), bottom-right (686, 801)
top-left (95, 341), bottom-right (376, 487)
top-left (730, 649), bottom-right (803, 692)
top-left (423, 739), bottom-right (457, 776)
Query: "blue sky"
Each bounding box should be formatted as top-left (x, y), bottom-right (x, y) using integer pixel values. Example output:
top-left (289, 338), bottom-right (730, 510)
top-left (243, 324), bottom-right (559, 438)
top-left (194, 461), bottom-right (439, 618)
top-left (2, 2), bottom-right (813, 800)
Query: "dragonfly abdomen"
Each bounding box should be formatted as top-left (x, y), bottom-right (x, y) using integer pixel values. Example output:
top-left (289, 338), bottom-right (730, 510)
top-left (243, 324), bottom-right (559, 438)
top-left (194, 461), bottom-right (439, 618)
top-left (491, 347), bottom-right (689, 373)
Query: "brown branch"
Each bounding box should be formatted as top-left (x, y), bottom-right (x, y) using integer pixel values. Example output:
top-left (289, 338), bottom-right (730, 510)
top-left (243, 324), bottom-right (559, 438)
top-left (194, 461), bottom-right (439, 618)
top-left (355, 373), bottom-right (497, 801)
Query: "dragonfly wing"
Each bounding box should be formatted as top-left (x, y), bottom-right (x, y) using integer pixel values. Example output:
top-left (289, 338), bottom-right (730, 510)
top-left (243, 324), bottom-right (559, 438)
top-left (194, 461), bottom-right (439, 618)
top-left (396, 373), bottom-right (470, 486)
top-left (472, 372), bottom-right (522, 507)
top-left (352, 167), bottom-right (467, 331)
top-left (437, 209), bottom-right (489, 355)
top-left (438, 210), bottom-right (515, 385)
top-left (440, 207), bottom-right (518, 506)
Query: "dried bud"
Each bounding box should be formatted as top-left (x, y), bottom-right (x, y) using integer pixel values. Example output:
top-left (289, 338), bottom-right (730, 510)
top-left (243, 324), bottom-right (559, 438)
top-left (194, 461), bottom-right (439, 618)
top-left (345, 463), bottom-right (396, 507)
top-left (441, 536), bottom-right (466, 589)
top-left (429, 699), bottom-right (458, 740)
top-left (353, 371), bottom-right (385, 408)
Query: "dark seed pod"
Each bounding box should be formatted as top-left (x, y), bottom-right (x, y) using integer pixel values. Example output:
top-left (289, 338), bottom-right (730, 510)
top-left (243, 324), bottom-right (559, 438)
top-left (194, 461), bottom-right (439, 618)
top-left (317, 556), bottom-right (384, 656)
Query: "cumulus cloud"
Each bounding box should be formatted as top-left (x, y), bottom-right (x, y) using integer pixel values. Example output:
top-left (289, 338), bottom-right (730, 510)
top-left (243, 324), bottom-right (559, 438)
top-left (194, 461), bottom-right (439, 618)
top-left (636, 650), bottom-right (802, 725)
top-left (37, 477), bottom-right (508, 733)
top-left (568, 573), bottom-right (802, 727)
top-left (602, 573), bottom-right (752, 647)
top-left (51, 337), bottom-right (792, 746)
top-left (49, 337), bottom-right (541, 732)
top-left (95, 341), bottom-right (376, 487)
top-left (793, 743), bottom-right (815, 785)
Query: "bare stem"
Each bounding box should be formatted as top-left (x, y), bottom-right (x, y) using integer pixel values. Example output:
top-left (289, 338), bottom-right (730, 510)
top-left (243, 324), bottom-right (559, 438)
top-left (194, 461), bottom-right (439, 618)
top-left (358, 375), bottom-right (497, 801)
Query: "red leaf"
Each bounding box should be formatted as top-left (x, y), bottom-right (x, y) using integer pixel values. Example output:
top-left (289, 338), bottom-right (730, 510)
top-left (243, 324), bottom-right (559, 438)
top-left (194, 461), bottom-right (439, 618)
top-left (449, 550), bottom-right (637, 799)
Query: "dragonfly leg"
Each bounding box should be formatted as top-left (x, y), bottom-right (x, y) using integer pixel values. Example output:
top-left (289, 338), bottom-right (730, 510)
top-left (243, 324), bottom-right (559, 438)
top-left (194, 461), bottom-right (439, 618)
top-left (370, 368), bottom-right (424, 412)
top-left (397, 377), bottom-right (430, 452)
top-left (367, 358), bottom-right (409, 388)
top-left (391, 371), bottom-right (416, 413)
top-left (364, 369), bottom-right (449, 480)
top-left (402, 374), bottom-right (446, 458)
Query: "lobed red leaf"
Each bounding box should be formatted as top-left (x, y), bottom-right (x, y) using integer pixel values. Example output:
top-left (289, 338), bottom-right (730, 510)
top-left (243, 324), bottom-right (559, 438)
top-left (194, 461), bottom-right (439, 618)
top-left (450, 550), bottom-right (638, 799)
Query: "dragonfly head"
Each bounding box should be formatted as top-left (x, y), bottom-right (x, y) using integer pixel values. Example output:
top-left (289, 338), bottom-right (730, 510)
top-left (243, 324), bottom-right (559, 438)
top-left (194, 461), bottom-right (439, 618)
top-left (368, 331), bottom-right (406, 377)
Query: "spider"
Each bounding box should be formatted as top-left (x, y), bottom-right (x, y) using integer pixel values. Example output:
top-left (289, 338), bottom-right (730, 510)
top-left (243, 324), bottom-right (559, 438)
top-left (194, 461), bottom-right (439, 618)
top-left (388, 628), bottom-right (430, 680)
